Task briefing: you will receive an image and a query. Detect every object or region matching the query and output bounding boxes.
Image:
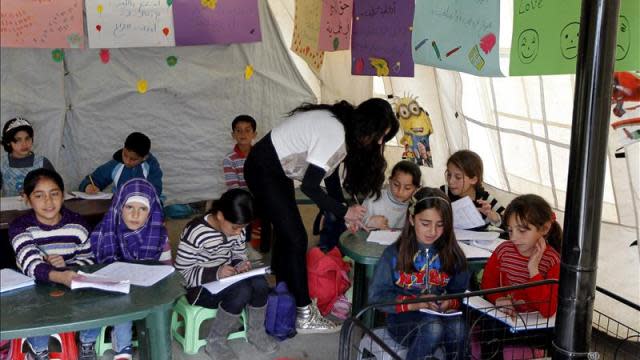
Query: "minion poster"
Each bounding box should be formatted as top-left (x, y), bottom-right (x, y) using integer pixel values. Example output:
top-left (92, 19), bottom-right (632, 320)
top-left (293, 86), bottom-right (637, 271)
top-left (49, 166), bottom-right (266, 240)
top-left (395, 95), bottom-right (434, 167)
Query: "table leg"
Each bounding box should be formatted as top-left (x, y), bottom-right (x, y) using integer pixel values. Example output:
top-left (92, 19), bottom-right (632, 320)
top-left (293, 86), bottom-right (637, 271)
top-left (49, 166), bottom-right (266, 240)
top-left (351, 262), bottom-right (375, 329)
top-left (139, 307), bottom-right (172, 360)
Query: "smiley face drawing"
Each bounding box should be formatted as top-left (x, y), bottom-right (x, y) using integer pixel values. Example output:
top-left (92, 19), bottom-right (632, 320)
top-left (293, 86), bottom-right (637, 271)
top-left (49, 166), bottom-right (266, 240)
top-left (560, 22), bottom-right (580, 59)
top-left (616, 16), bottom-right (630, 61)
top-left (518, 29), bottom-right (539, 64)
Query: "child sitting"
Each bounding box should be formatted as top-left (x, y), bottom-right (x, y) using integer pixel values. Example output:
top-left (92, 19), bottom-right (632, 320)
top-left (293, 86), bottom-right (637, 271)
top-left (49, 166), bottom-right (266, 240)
top-left (441, 150), bottom-right (504, 229)
top-left (223, 115), bottom-right (270, 255)
top-left (9, 169), bottom-right (98, 360)
top-left (362, 160), bottom-right (421, 230)
top-left (1, 117), bottom-right (55, 196)
top-left (369, 187), bottom-right (469, 359)
top-left (481, 194), bottom-right (562, 318)
top-left (175, 189), bottom-right (278, 360)
top-left (79, 132), bottom-right (163, 197)
top-left (90, 178), bottom-right (171, 360)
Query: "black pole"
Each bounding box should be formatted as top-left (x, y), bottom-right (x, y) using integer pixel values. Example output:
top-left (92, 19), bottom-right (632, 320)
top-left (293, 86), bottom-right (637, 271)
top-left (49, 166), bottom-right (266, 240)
top-left (552, 0), bottom-right (620, 359)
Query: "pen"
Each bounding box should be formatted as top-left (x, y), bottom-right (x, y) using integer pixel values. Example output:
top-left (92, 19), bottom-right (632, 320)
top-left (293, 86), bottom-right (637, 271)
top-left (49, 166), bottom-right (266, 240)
top-left (88, 175), bottom-right (96, 188)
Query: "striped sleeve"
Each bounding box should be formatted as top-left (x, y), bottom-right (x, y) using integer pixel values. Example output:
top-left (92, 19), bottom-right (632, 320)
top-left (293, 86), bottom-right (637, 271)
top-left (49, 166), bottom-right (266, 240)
top-left (10, 226), bottom-right (52, 282)
top-left (175, 222), bottom-right (228, 287)
top-left (159, 236), bottom-right (172, 265)
top-left (230, 228), bottom-right (249, 266)
top-left (65, 223), bottom-right (94, 266)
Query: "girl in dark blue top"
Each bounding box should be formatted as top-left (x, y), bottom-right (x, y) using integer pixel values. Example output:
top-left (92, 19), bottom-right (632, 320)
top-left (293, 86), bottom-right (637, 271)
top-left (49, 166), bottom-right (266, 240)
top-left (369, 187), bottom-right (469, 360)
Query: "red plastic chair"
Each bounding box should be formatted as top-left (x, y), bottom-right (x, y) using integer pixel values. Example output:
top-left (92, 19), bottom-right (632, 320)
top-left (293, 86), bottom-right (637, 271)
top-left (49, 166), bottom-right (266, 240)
top-left (9, 333), bottom-right (77, 360)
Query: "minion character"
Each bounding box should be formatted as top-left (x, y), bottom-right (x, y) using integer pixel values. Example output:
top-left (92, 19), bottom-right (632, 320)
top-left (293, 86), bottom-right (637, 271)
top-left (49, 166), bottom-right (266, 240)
top-left (395, 95), bottom-right (434, 167)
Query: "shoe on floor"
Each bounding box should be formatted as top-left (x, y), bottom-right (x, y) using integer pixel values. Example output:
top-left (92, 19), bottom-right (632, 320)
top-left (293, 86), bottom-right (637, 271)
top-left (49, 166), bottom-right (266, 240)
top-left (113, 345), bottom-right (133, 360)
top-left (296, 298), bottom-right (341, 334)
top-left (78, 341), bottom-right (97, 360)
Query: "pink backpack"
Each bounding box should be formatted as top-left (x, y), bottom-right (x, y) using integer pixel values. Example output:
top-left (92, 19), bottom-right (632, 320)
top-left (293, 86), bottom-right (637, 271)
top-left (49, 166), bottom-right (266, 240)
top-left (307, 247), bottom-right (351, 316)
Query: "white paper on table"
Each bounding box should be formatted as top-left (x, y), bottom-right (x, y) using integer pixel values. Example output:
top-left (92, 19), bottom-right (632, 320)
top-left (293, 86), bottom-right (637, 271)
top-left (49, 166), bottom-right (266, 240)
top-left (203, 266), bottom-right (270, 295)
top-left (71, 191), bottom-right (113, 200)
top-left (451, 197), bottom-right (485, 229)
top-left (0, 196), bottom-right (29, 211)
top-left (0, 268), bottom-right (34, 293)
top-left (366, 230), bottom-right (401, 245)
top-left (71, 271), bottom-right (130, 294)
top-left (91, 262), bottom-right (174, 287)
top-left (464, 295), bottom-right (555, 332)
top-left (454, 229), bottom-right (500, 241)
top-left (458, 242), bottom-right (492, 259)
top-left (420, 308), bottom-right (463, 317)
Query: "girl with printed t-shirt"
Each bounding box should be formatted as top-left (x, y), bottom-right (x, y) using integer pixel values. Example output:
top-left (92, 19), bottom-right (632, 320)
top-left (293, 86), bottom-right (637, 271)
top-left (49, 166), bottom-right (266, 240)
top-left (244, 98), bottom-right (399, 333)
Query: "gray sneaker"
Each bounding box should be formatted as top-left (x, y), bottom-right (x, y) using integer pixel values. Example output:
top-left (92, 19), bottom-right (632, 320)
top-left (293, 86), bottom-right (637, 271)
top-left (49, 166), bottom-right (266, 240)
top-left (28, 350), bottom-right (49, 360)
top-left (296, 299), bottom-right (341, 334)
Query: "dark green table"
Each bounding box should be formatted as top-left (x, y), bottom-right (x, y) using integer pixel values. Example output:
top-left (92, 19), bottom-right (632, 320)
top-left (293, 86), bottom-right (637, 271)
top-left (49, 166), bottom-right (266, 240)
top-left (339, 230), bottom-right (489, 327)
top-left (0, 266), bottom-right (185, 360)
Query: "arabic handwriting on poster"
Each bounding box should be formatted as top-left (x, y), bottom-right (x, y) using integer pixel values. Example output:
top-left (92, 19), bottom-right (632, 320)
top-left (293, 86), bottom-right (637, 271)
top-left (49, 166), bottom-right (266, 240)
top-left (291, 0), bottom-right (325, 74)
top-left (85, 0), bottom-right (176, 48)
top-left (351, 0), bottom-right (414, 77)
top-left (0, 0), bottom-right (84, 48)
top-left (173, 0), bottom-right (261, 46)
top-left (318, 0), bottom-right (353, 51)
top-left (412, 0), bottom-right (501, 76)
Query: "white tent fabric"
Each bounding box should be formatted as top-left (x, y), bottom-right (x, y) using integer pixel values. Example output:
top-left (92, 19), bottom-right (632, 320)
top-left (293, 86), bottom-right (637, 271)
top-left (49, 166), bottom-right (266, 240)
top-left (2, 0), bottom-right (315, 204)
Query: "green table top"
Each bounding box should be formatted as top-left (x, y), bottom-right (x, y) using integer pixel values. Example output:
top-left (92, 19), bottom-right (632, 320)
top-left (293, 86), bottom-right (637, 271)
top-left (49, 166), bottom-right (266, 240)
top-left (0, 266), bottom-right (185, 340)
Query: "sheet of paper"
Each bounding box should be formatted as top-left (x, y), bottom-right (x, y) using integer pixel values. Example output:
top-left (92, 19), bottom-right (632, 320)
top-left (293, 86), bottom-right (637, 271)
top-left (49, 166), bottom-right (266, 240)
top-left (465, 295), bottom-right (555, 332)
top-left (420, 308), bottom-right (463, 317)
top-left (451, 196), bottom-right (485, 229)
top-left (0, 196), bottom-right (29, 211)
top-left (71, 191), bottom-right (113, 200)
top-left (203, 266), bottom-right (270, 295)
top-left (366, 230), bottom-right (401, 245)
top-left (0, 269), bottom-right (35, 293)
top-left (455, 229), bottom-right (500, 241)
top-left (458, 242), bottom-right (492, 259)
top-left (71, 271), bottom-right (130, 294)
top-left (92, 262), bottom-right (174, 287)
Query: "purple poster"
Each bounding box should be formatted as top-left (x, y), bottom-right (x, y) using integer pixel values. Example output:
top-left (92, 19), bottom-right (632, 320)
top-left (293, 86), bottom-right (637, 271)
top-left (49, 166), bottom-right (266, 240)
top-left (173, 0), bottom-right (261, 46)
top-left (351, 0), bottom-right (414, 77)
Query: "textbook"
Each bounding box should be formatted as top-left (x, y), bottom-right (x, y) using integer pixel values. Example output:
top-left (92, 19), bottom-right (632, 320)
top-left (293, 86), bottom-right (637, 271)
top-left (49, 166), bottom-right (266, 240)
top-left (71, 272), bottom-right (130, 294)
top-left (366, 230), bottom-right (401, 245)
top-left (420, 308), bottom-right (463, 317)
top-left (451, 197), bottom-right (485, 229)
top-left (0, 269), bottom-right (34, 293)
top-left (70, 191), bottom-right (113, 200)
top-left (203, 266), bottom-right (270, 294)
top-left (464, 295), bottom-right (556, 333)
top-left (91, 262), bottom-right (175, 287)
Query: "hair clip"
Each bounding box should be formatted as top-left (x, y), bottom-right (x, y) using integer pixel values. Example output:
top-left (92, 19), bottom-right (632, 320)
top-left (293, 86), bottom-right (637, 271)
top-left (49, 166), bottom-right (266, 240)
top-left (5, 117), bottom-right (32, 133)
top-left (408, 195), bottom-right (450, 216)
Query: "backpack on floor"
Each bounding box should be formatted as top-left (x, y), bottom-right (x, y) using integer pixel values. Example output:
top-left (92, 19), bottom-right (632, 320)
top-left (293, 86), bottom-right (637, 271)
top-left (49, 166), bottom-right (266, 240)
top-left (307, 246), bottom-right (351, 316)
top-left (265, 282), bottom-right (297, 341)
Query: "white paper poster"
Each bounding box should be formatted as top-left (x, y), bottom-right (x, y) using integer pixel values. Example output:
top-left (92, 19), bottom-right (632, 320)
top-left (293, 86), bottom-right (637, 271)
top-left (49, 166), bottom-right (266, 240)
top-left (86, 0), bottom-right (176, 48)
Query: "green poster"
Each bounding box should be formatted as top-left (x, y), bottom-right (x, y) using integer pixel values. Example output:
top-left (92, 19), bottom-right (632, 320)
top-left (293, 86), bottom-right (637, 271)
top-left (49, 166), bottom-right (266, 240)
top-left (510, 0), bottom-right (640, 76)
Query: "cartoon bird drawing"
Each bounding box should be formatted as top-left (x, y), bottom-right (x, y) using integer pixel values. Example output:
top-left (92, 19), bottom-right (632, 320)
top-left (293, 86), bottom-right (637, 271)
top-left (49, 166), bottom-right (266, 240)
top-left (395, 95), bottom-right (434, 167)
top-left (369, 57), bottom-right (390, 76)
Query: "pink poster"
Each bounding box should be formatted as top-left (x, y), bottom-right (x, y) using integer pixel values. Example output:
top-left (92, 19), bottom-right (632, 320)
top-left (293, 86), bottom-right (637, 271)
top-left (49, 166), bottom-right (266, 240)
top-left (1, 0), bottom-right (85, 48)
top-left (318, 0), bottom-right (353, 51)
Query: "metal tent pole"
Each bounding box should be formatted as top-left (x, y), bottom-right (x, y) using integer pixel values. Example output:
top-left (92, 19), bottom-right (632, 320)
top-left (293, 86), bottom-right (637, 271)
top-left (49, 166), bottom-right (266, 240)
top-left (552, 0), bottom-right (620, 358)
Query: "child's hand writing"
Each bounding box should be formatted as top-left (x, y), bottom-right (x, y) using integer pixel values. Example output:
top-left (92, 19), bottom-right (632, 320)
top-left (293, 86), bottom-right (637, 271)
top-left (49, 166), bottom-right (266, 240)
top-left (49, 270), bottom-right (78, 288)
top-left (367, 215), bottom-right (389, 230)
top-left (234, 260), bottom-right (252, 273)
top-left (528, 237), bottom-right (546, 277)
top-left (218, 265), bottom-right (237, 279)
top-left (495, 296), bottom-right (517, 319)
top-left (46, 255), bottom-right (66, 268)
top-left (85, 184), bottom-right (99, 194)
top-left (345, 205), bottom-right (367, 232)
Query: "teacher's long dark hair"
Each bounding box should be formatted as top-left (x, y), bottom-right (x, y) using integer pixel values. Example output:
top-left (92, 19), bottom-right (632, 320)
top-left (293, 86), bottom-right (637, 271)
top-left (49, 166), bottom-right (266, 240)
top-left (288, 98), bottom-right (399, 199)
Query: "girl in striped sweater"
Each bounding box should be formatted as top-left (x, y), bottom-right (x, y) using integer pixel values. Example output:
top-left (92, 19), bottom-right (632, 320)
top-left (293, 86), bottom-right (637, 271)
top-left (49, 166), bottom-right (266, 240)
top-left (89, 178), bottom-right (171, 360)
top-left (175, 188), bottom-right (277, 360)
top-left (9, 168), bottom-right (98, 360)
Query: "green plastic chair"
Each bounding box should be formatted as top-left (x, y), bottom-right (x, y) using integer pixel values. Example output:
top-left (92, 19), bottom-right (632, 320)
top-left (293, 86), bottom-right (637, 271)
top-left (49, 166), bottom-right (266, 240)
top-left (171, 296), bottom-right (248, 355)
top-left (95, 326), bottom-right (140, 356)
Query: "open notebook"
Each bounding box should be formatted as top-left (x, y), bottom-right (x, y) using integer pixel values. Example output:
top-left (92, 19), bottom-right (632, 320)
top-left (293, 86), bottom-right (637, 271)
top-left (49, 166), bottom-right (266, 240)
top-left (71, 272), bottom-right (130, 294)
top-left (0, 269), bottom-right (34, 293)
top-left (464, 295), bottom-right (556, 333)
top-left (203, 266), bottom-right (270, 294)
top-left (90, 262), bottom-right (175, 287)
top-left (70, 191), bottom-right (113, 200)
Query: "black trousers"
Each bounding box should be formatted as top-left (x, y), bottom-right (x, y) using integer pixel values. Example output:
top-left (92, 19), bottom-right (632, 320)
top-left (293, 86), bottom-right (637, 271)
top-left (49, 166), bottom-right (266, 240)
top-left (244, 133), bottom-right (311, 307)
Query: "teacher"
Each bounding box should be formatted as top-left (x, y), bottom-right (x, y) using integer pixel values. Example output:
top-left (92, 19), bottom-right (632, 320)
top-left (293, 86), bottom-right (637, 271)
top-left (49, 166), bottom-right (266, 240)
top-left (244, 98), bottom-right (399, 333)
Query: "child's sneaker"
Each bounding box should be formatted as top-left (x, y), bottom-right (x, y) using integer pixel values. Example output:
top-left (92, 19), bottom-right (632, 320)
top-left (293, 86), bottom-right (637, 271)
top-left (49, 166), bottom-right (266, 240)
top-left (78, 342), bottom-right (97, 360)
top-left (330, 294), bottom-right (351, 320)
top-left (27, 350), bottom-right (49, 360)
top-left (113, 345), bottom-right (133, 360)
